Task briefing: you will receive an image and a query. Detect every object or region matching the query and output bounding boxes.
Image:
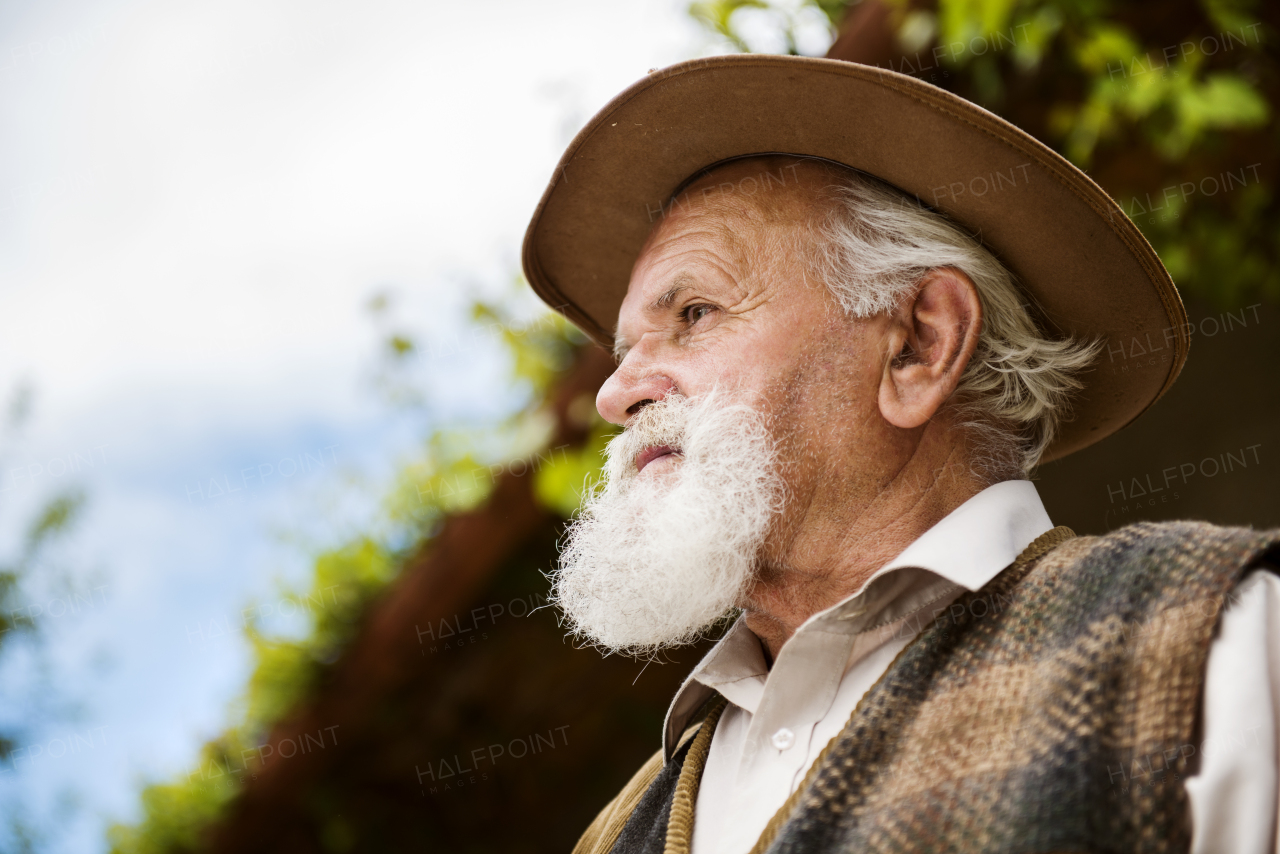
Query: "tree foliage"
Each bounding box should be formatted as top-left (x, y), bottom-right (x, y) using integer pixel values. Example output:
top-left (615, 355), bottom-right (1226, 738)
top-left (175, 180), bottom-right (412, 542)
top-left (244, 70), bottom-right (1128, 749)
top-left (0, 384), bottom-right (91, 853)
top-left (107, 298), bottom-right (609, 854)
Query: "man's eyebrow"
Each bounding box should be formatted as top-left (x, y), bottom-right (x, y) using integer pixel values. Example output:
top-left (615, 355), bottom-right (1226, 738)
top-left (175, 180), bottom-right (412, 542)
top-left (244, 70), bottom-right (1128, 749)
top-left (652, 283), bottom-right (691, 311)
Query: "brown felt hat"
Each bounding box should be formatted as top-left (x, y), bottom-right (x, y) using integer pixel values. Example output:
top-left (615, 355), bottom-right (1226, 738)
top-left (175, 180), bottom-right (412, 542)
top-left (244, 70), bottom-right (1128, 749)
top-left (521, 54), bottom-right (1187, 462)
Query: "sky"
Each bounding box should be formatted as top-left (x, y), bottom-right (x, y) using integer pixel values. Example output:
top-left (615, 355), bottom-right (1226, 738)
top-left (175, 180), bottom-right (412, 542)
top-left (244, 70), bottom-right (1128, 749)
top-left (0, 0), bottom-right (730, 849)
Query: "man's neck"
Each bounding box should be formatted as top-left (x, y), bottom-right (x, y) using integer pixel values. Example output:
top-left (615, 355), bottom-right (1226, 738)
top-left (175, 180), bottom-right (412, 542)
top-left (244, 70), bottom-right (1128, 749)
top-left (741, 443), bottom-right (989, 660)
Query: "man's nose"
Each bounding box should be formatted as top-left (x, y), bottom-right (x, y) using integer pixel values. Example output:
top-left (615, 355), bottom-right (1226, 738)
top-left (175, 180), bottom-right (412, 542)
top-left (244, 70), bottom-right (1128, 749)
top-left (596, 367), bottom-right (677, 427)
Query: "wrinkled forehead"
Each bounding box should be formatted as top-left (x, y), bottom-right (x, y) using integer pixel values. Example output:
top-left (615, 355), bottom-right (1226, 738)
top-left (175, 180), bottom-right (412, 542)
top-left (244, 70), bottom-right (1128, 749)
top-left (627, 156), bottom-right (839, 290)
top-left (652, 156), bottom-right (844, 239)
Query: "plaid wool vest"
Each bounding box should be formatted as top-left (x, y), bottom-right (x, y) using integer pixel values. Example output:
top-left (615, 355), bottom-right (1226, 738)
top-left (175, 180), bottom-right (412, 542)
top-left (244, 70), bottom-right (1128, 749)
top-left (577, 521), bottom-right (1280, 854)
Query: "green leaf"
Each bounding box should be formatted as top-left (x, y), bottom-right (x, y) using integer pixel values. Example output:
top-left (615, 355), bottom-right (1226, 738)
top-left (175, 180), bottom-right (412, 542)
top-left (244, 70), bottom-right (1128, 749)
top-left (1177, 72), bottom-right (1270, 129)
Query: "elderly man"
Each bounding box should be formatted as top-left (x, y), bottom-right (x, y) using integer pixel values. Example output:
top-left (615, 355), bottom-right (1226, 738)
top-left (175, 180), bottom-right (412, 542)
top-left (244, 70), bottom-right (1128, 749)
top-left (522, 56), bottom-right (1279, 854)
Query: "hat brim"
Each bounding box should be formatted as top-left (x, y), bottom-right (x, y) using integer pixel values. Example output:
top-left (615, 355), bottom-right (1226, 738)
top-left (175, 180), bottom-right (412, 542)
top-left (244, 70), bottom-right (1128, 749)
top-left (521, 54), bottom-right (1187, 463)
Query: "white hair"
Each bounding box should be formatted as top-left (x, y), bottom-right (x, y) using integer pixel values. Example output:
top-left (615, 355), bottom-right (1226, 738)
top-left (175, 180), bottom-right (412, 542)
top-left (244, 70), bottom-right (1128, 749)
top-left (806, 167), bottom-right (1101, 478)
top-left (551, 391), bottom-right (783, 658)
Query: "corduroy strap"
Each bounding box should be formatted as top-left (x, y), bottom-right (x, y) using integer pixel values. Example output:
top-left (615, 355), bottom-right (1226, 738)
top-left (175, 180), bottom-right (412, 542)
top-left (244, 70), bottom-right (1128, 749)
top-left (743, 525), bottom-right (1077, 854)
top-left (572, 711), bottom-right (717, 854)
top-left (663, 696), bottom-right (728, 854)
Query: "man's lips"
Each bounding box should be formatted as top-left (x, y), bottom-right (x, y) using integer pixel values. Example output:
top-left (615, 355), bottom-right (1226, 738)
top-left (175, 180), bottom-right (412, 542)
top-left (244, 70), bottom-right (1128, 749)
top-left (636, 445), bottom-right (680, 473)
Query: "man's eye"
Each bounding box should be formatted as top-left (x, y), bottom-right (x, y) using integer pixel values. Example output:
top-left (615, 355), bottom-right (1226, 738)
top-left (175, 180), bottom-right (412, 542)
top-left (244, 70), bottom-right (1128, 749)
top-left (682, 304), bottom-right (714, 325)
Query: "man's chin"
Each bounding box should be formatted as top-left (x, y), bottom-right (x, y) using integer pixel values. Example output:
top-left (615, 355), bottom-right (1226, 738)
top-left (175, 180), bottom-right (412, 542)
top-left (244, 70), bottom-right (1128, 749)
top-left (612, 462), bottom-right (685, 503)
top-left (552, 520), bottom-right (752, 657)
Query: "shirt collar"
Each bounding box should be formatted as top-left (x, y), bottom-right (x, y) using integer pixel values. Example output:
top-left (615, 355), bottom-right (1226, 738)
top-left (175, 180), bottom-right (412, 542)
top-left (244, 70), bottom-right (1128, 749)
top-left (661, 479), bottom-right (1054, 759)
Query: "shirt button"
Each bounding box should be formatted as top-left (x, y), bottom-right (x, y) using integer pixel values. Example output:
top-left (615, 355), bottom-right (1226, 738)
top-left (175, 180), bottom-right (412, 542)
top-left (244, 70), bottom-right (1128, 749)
top-left (771, 728), bottom-right (795, 751)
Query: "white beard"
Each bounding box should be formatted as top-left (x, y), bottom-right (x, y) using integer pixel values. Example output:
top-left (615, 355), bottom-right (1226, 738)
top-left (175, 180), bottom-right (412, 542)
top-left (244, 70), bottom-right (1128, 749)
top-left (551, 391), bottom-right (784, 657)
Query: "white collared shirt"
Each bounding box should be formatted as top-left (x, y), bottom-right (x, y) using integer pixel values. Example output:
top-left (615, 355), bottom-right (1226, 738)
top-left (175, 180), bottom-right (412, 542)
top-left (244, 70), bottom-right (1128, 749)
top-left (667, 481), bottom-right (1280, 854)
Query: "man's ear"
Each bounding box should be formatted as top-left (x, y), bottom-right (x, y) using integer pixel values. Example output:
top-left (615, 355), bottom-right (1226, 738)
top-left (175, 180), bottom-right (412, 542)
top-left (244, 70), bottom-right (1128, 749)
top-left (878, 267), bottom-right (983, 430)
